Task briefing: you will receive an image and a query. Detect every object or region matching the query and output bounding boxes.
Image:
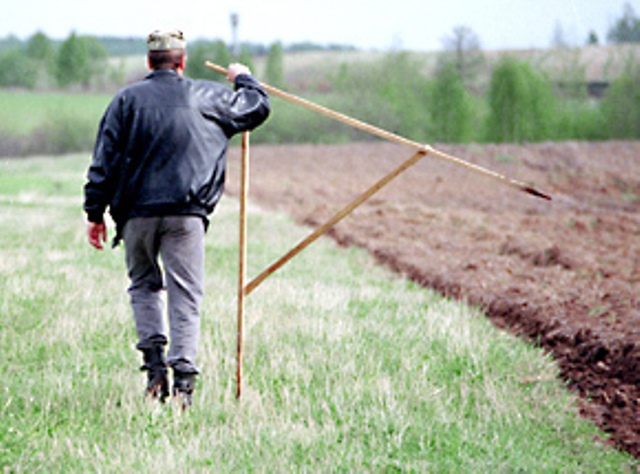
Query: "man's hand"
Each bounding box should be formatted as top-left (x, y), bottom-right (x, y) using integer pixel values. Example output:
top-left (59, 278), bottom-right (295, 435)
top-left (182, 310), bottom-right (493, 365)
top-left (87, 221), bottom-right (107, 250)
top-left (227, 63), bottom-right (251, 82)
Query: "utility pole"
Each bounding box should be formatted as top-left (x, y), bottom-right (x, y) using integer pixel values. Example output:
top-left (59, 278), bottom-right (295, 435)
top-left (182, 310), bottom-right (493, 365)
top-left (230, 13), bottom-right (239, 58)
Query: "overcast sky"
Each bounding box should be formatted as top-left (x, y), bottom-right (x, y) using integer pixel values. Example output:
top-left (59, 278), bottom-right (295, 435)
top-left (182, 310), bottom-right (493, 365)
top-left (7, 0), bottom-right (638, 51)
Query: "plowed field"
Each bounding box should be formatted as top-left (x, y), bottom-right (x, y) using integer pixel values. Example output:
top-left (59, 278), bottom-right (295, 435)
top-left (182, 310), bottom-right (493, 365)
top-left (225, 141), bottom-right (640, 458)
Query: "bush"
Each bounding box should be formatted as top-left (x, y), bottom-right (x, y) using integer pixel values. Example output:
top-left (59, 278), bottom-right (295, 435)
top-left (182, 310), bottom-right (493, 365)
top-left (30, 111), bottom-right (97, 154)
top-left (601, 64), bottom-right (640, 139)
top-left (332, 54), bottom-right (433, 142)
top-left (252, 96), bottom-right (353, 145)
top-left (554, 99), bottom-right (607, 141)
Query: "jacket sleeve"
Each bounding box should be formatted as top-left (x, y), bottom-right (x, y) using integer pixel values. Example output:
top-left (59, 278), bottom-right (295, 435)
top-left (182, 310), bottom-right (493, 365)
top-left (218, 74), bottom-right (270, 136)
top-left (83, 96), bottom-right (125, 223)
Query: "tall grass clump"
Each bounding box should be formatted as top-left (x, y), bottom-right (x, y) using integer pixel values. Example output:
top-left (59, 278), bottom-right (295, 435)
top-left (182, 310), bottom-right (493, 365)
top-left (1, 153), bottom-right (638, 471)
top-left (484, 57), bottom-right (556, 143)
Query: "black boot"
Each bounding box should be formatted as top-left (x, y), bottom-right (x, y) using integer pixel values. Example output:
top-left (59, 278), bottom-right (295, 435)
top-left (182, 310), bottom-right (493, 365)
top-left (172, 370), bottom-right (196, 409)
top-left (140, 346), bottom-right (169, 403)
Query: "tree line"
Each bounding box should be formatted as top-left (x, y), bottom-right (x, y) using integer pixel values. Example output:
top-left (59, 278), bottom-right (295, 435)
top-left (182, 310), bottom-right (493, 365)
top-left (0, 32), bottom-right (111, 89)
top-left (0, 32), bottom-right (350, 90)
top-left (251, 51), bottom-right (638, 145)
top-left (2, 2), bottom-right (639, 90)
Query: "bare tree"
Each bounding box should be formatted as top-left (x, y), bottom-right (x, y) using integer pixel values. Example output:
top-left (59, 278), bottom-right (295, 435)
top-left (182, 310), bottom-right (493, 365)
top-left (440, 26), bottom-right (484, 86)
top-left (607, 2), bottom-right (640, 43)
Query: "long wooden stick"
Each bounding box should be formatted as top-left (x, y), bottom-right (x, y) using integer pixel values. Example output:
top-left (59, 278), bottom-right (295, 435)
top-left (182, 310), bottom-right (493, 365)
top-left (244, 149), bottom-right (427, 296)
top-left (205, 61), bottom-right (551, 201)
top-left (236, 131), bottom-right (250, 399)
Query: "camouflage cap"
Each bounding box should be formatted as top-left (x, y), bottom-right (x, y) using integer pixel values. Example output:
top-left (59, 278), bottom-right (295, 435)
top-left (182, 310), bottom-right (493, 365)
top-left (147, 29), bottom-right (186, 51)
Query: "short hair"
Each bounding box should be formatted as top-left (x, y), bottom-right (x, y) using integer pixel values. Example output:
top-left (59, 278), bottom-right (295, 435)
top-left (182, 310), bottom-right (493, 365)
top-left (148, 49), bottom-right (185, 70)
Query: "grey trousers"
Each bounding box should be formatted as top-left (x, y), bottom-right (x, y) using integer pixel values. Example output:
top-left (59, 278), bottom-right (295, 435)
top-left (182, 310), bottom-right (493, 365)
top-left (122, 216), bottom-right (205, 374)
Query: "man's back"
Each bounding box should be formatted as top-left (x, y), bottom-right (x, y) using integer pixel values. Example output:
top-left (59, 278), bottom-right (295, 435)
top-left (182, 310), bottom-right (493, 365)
top-left (85, 67), bottom-right (269, 232)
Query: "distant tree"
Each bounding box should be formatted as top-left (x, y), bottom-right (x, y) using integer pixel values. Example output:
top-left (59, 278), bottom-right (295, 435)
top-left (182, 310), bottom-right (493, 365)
top-left (587, 30), bottom-right (600, 45)
top-left (185, 42), bottom-right (212, 79)
top-left (264, 41), bottom-right (284, 88)
top-left (375, 52), bottom-right (432, 141)
top-left (55, 33), bottom-right (89, 87)
top-left (0, 48), bottom-right (37, 88)
top-left (25, 31), bottom-right (54, 61)
top-left (440, 25), bottom-right (484, 86)
top-left (54, 32), bottom-right (105, 88)
top-left (185, 40), bottom-right (231, 81)
top-left (429, 62), bottom-right (474, 143)
top-left (485, 58), bottom-right (556, 143)
top-left (607, 2), bottom-right (640, 43)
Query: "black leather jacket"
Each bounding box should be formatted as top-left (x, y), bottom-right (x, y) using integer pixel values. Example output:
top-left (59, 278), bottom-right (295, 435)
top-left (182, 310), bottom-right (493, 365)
top-left (83, 69), bottom-right (270, 244)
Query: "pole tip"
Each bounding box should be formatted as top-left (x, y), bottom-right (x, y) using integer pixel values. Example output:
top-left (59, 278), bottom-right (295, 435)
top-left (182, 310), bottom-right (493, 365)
top-left (523, 185), bottom-right (552, 201)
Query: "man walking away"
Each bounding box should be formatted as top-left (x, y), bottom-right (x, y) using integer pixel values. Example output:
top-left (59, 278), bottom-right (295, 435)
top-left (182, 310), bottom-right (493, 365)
top-left (83, 29), bottom-right (270, 408)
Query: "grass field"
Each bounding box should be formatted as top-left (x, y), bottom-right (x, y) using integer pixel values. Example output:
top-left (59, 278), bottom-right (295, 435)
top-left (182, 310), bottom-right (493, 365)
top-left (0, 90), bottom-right (111, 136)
top-left (1, 154), bottom-right (638, 472)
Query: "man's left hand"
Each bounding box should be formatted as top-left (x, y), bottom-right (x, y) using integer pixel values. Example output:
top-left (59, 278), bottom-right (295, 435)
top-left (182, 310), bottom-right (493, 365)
top-left (227, 63), bottom-right (251, 82)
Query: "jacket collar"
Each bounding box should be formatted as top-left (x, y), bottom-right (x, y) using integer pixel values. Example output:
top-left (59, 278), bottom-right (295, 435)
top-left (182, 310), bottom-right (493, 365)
top-left (146, 69), bottom-right (181, 80)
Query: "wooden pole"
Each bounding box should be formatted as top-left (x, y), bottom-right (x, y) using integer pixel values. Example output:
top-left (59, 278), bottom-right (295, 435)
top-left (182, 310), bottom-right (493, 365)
top-left (244, 149), bottom-right (427, 296)
top-left (205, 61), bottom-right (551, 201)
top-left (236, 131), bottom-right (250, 399)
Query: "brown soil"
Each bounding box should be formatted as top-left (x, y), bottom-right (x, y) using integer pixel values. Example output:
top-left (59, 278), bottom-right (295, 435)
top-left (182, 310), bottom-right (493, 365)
top-left (225, 141), bottom-right (640, 458)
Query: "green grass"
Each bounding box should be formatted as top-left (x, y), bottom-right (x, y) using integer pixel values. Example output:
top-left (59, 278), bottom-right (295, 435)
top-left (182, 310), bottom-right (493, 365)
top-left (1, 154), bottom-right (638, 472)
top-left (0, 90), bottom-right (111, 136)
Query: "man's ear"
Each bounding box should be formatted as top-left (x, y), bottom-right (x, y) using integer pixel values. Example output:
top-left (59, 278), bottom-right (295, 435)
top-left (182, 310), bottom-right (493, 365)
top-left (147, 56), bottom-right (152, 70)
top-left (179, 55), bottom-right (187, 71)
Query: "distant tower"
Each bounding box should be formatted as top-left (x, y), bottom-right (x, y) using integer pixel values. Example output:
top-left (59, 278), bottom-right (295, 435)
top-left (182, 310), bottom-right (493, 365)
top-left (230, 13), bottom-right (239, 57)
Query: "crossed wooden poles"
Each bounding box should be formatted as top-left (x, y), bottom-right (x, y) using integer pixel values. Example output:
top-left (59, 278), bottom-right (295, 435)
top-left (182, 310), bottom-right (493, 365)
top-left (205, 61), bottom-right (551, 399)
